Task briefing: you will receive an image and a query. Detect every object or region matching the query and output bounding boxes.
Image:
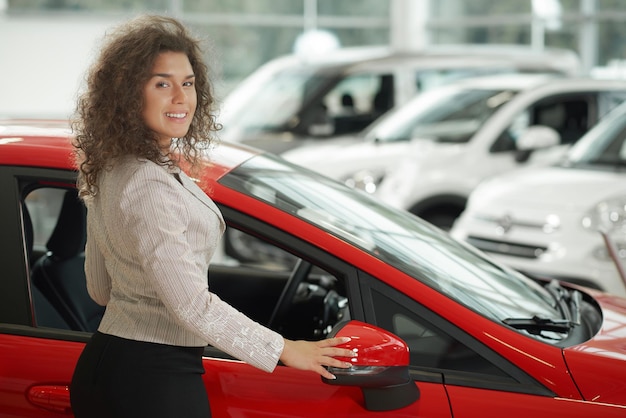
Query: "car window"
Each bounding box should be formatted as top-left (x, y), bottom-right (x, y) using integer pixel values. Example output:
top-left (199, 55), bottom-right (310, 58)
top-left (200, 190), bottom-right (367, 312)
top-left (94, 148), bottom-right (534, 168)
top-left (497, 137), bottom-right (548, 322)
top-left (364, 278), bottom-right (546, 394)
top-left (304, 73), bottom-right (393, 137)
top-left (21, 186), bottom-right (88, 330)
top-left (497, 91), bottom-right (626, 154)
top-left (216, 228), bottom-right (298, 270)
top-left (323, 73), bottom-right (385, 118)
top-left (533, 97), bottom-right (589, 145)
top-left (228, 68), bottom-right (326, 132)
top-left (212, 225), bottom-right (351, 341)
top-left (493, 94), bottom-right (592, 153)
top-left (24, 187), bottom-right (65, 257)
top-left (367, 87), bottom-right (517, 143)
top-left (370, 287), bottom-right (510, 378)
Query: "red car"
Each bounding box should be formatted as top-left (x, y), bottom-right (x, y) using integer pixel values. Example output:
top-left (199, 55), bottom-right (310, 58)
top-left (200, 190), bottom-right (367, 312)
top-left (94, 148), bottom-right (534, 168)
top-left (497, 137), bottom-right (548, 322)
top-left (1, 120), bottom-right (626, 417)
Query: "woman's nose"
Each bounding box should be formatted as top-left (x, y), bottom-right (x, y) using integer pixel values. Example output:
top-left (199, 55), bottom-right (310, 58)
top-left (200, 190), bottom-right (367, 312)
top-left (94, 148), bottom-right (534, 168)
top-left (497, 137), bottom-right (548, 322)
top-left (172, 85), bottom-right (187, 103)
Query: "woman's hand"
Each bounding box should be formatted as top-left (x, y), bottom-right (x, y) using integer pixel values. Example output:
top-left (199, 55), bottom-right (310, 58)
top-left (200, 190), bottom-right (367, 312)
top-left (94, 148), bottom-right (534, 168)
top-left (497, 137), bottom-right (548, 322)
top-left (280, 337), bottom-right (356, 380)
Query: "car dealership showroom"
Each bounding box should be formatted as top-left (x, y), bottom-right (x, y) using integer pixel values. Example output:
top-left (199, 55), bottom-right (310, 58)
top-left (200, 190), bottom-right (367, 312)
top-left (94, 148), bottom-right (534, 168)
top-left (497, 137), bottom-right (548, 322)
top-left (2, 1), bottom-right (626, 417)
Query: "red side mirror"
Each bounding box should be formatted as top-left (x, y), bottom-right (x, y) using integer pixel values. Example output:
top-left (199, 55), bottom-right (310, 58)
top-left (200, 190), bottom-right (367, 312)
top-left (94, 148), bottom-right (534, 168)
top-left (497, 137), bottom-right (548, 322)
top-left (323, 320), bottom-right (419, 411)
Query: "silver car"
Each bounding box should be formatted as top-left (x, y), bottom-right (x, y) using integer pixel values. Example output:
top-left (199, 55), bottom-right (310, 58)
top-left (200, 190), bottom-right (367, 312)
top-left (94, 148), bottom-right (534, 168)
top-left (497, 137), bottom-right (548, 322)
top-left (220, 45), bottom-right (580, 154)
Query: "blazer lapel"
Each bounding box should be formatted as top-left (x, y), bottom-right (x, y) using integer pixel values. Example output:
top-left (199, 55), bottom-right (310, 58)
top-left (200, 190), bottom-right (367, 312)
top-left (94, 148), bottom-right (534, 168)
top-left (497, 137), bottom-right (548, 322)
top-left (173, 170), bottom-right (225, 226)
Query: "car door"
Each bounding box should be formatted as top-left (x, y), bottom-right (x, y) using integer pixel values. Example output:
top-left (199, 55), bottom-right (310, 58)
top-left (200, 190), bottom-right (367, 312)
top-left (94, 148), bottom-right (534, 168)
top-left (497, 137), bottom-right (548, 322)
top-left (200, 213), bottom-right (453, 417)
top-left (200, 356), bottom-right (451, 417)
top-left (209, 214), bottom-right (625, 417)
top-left (0, 165), bottom-right (86, 417)
top-left (0, 331), bottom-right (85, 417)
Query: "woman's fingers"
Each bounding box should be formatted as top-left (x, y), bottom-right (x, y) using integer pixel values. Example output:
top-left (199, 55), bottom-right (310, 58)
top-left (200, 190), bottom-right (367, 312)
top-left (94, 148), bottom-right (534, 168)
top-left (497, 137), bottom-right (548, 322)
top-left (316, 336), bottom-right (351, 347)
top-left (317, 365), bottom-right (338, 380)
top-left (317, 337), bottom-right (357, 361)
top-left (280, 337), bottom-right (358, 378)
top-left (321, 347), bottom-right (357, 362)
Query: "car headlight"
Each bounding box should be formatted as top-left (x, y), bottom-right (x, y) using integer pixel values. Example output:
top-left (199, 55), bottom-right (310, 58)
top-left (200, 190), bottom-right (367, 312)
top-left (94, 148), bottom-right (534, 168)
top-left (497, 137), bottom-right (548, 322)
top-left (343, 169), bottom-right (385, 194)
top-left (581, 196), bottom-right (626, 233)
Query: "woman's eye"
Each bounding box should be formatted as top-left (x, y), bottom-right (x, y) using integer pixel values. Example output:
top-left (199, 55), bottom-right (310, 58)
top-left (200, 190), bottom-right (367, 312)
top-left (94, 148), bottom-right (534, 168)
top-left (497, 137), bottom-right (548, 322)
top-left (183, 81), bottom-right (194, 87)
top-left (157, 81), bottom-right (170, 88)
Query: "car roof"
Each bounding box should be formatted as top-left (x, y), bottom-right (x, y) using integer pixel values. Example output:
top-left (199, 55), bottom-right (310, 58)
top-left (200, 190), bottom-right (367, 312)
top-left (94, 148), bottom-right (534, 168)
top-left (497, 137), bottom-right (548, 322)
top-left (0, 120), bottom-right (260, 175)
top-left (430, 72), bottom-right (626, 92)
top-left (0, 121), bottom-right (75, 170)
top-left (265, 44), bottom-right (581, 75)
top-left (442, 73), bottom-right (558, 91)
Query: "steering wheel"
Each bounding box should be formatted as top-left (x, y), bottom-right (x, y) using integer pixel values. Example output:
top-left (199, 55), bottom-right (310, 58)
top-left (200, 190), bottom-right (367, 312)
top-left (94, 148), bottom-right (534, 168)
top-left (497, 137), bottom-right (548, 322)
top-left (268, 258), bottom-right (312, 330)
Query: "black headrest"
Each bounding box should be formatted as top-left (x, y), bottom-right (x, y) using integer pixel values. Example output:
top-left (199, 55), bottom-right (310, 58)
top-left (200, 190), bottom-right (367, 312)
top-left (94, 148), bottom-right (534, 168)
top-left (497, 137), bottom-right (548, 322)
top-left (46, 190), bottom-right (87, 260)
top-left (341, 93), bottom-right (354, 107)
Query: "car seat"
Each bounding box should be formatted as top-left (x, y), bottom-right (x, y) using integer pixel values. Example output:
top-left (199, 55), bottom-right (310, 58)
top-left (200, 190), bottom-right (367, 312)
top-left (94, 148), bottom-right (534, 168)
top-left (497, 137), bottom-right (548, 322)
top-left (31, 189), bottom-right (104, 332)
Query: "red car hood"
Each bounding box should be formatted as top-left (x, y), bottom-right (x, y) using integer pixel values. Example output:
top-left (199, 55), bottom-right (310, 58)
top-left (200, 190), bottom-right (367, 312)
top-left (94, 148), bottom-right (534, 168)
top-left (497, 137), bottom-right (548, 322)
top-left (563, 291), bottom-right (626, 405)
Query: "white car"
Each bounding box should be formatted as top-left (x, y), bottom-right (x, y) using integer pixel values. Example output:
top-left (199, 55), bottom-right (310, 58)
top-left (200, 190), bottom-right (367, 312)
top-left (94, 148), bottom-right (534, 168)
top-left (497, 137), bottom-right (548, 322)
top-left (284, 74), bottom-right (626, 229)
top-left (450, 101), bottom-right (626, 297)
top-left (220, 45), bottom-right (580, 155)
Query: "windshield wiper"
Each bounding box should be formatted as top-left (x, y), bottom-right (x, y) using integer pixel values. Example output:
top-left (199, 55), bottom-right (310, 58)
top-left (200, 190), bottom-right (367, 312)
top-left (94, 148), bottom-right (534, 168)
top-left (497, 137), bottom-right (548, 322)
top-left (546, 279), bottom-right (581, 326)
top-left (503, 280), bottom-right (582, 335)
top-left (569, 288), bottom-right (582, 325)
top-left (503, 316), bottom-right (573, 334)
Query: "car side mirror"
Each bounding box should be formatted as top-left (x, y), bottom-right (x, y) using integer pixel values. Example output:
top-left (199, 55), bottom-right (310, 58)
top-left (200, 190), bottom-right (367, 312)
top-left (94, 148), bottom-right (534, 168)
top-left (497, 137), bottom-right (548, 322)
top-left (322, 320), bottom-right (420, 411)
top-left (515, 125), bottom-right (561, 162)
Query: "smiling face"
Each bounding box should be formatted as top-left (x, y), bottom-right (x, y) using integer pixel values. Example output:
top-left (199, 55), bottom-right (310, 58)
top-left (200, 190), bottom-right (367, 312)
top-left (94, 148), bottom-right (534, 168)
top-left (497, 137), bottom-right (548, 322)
top-left (142, 51), bottom-right (197, 151)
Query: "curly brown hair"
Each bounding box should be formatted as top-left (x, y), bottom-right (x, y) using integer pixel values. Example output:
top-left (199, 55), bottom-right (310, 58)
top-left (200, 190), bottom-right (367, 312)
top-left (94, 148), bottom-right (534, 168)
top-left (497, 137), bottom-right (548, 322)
top-left (72, 14), bottom-right (220, 198)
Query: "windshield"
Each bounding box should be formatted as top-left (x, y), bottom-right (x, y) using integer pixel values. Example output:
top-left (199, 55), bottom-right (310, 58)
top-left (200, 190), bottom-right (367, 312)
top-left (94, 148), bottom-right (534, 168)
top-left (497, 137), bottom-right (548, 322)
top-left (365, 86), bottom-right (517, 143)
top-left (221, 67), bottom-right (334, 134)
top-left (565, 102), bottom-right (626, 168)
top-left (220, 153), bottom-right (563, 337)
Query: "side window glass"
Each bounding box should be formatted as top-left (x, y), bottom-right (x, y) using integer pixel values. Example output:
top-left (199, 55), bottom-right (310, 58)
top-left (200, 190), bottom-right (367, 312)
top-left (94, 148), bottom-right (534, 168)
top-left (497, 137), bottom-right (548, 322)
top-left (532, 99), bottom-right (589, 145)
top-left (370, 288), bottom-right (509, 378)
top-left (217, 227), bottom-right (298, 270)
top-left (324, 73), bottom-right (383, 117)
top-left (25, 187), bottom-right (98, 332)
top-left (313, 73), bottom-right (394, 136)
top-left (24, 187), bottom-right (65, 261)
top-left (495, 96), bottom-right (592, 152)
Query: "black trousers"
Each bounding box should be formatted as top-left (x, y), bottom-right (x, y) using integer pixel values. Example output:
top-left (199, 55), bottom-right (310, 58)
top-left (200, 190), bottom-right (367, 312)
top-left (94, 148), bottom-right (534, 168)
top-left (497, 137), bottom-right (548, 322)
top-left (70, 332), bottom-right (211, 418)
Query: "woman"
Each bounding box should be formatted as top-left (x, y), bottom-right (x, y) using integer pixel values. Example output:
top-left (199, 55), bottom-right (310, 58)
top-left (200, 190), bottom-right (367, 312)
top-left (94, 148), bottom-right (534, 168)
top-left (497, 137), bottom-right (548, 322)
top-left (69, 15), bottom-right (354, 418)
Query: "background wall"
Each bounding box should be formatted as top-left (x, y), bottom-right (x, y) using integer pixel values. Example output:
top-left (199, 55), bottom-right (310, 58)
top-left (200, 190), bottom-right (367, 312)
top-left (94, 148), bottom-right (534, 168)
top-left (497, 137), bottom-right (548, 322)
top-left (0, 15), bottom-right (119, 118)
top-left (2, 0), bottom-right (626, 118)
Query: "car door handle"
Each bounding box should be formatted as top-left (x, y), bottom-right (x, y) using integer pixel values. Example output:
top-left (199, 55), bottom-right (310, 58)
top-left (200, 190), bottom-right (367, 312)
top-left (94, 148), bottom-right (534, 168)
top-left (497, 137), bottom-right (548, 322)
top-left (27, 385), bottom-right (72, 414)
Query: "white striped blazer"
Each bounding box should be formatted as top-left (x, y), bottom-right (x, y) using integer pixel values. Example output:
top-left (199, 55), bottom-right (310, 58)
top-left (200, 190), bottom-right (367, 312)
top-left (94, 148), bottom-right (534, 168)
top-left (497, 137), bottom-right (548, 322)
top-left (84, 155), bottom-right (283, 373)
